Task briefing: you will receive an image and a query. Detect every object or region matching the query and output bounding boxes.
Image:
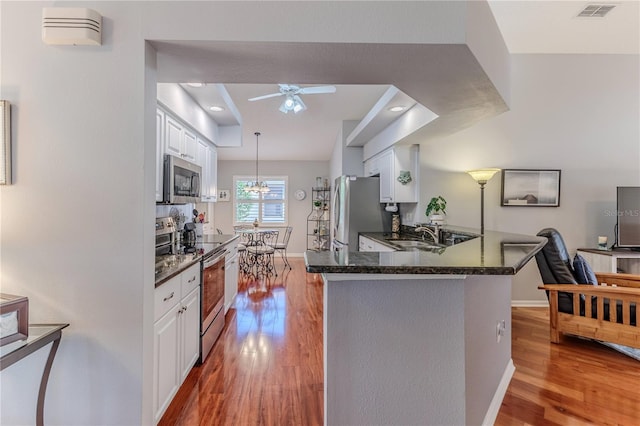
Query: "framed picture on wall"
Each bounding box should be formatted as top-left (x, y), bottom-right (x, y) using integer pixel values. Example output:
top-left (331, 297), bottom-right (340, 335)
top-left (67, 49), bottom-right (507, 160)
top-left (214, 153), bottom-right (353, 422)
top-left (501, 169), bottom-right (561, 207)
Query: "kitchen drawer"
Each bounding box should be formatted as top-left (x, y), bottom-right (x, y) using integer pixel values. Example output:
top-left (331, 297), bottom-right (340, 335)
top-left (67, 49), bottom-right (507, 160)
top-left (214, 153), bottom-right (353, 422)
top-left (225, 239), bottom-right (239, 258)
top-left (181, 263), bottom-right (200, 298)
top-left (155, 274), bottom-right (180, 322)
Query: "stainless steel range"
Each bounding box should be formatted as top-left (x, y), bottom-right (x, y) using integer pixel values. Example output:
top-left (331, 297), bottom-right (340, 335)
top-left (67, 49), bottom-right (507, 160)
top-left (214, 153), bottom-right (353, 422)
top-left (200, 247), bottom-right (226, 363)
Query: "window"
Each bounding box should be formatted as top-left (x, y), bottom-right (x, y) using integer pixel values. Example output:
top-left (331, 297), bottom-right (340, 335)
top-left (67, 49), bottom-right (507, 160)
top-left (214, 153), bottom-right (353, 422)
top-left (233, 176), bottom-right (287, 225)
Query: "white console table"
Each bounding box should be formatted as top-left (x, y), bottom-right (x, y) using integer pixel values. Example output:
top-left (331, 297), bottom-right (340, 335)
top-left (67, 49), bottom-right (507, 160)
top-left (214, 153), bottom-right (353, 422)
top-left (577, 248), bottom-right (640, 274)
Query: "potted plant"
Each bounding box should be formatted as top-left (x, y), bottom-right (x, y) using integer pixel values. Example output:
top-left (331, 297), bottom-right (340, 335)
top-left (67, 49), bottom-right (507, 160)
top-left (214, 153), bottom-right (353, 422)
top-left (425, 196), bottom-right (447, 225)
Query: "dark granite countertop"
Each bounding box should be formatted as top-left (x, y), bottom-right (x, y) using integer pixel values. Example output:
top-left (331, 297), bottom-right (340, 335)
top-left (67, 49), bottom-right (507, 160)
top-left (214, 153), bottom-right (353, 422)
top-left (304, 227), bottom-right (545, 275)
top-left (155, 234), bottom-right (239, 287)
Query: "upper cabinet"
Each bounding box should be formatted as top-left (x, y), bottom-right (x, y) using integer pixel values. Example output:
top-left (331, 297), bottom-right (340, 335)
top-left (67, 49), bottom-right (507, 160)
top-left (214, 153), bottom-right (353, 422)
top-left (156, 108), bottom-right (166, 202)
top-left (157, 105), bottom-right (218, 203)
top-left (196, 137), bottom-right (217, 202)
top-left (165, 115), bottom-right (196, 162)
top-left (364, 145), bottom-right (419, 203)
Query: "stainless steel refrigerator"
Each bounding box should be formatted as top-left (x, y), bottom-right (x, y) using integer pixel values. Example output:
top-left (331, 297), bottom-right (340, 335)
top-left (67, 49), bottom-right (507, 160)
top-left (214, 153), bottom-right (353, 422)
top-left (332, 176), bottom-right (390, 251)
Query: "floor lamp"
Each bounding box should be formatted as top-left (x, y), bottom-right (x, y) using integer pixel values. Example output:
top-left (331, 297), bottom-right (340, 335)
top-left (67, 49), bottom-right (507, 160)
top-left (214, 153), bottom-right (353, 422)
top-left (466, 169), bottom-right (500, 235)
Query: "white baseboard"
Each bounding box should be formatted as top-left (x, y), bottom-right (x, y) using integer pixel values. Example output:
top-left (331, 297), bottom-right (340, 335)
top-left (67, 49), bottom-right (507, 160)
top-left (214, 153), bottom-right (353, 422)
top-left (511, 300), bottom-right (549, 307)
top-left (286, 253), bottom-right (305, 258)
top-left (482, 359), bottom-right (515, 426)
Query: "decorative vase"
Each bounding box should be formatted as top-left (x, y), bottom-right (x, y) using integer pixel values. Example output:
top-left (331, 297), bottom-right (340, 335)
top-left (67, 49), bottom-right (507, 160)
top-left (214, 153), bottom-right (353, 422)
top-left (429, 214), bottom-right (444, 225)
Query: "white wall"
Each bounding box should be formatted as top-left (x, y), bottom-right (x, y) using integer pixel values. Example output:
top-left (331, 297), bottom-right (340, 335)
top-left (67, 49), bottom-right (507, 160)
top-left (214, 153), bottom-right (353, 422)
top-left (157, 83), bottom-right (218, 144)
top-left (1, 3), bottom-right (155, 424)
top-left (330, 120), bottom-right (364, 183)
top-left (417, 54), bottom-right (640, 303)
top-left (213, 160), bottom-right (329, 255)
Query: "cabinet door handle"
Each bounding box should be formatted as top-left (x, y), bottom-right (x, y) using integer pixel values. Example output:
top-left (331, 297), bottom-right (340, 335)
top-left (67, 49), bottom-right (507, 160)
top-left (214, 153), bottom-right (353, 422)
top-left (188, 276), bottom-right (196, 283)
top-left (163, 292), bottom-right (174, 302)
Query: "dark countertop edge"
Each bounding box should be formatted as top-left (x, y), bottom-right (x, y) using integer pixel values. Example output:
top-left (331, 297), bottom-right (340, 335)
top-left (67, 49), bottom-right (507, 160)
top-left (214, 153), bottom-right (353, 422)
top-left (154, 234), bottom-right (239, 287)
top-left (304, 230), bottom-right (546, 276)
top-left (305, 265), bottom-right (518, 275)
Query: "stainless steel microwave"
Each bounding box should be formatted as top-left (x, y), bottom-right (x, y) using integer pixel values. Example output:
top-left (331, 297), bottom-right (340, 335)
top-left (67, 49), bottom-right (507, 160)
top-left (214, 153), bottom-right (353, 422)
top-left (163, 155), bottom-right (201, 204)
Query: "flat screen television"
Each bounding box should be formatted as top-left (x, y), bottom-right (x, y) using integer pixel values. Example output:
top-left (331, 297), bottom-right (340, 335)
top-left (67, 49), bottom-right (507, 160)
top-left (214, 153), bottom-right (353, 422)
top-left (616, 186), bottom-right (640, 249)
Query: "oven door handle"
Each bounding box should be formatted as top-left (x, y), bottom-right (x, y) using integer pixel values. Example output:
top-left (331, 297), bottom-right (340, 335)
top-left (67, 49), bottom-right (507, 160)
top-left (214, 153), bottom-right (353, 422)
top-left (203, 249), bottom-right (228, 268)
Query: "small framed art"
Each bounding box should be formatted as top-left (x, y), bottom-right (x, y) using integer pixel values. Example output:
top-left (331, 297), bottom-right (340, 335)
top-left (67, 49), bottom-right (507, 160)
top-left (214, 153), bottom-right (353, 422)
top-left (501, 169), bottom-right (561, 207)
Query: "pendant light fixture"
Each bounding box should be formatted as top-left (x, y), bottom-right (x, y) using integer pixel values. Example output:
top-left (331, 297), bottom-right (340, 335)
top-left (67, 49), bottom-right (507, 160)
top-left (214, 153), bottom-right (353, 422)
top-left (245, 132), bottom-right (270, 193)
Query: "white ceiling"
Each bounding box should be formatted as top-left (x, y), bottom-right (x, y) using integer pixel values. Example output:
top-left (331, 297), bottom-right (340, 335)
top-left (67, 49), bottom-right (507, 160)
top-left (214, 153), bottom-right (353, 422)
top-left (489, 0), bottom-right (639, 54)
top-left (159, 1), bottom-right (639, 162)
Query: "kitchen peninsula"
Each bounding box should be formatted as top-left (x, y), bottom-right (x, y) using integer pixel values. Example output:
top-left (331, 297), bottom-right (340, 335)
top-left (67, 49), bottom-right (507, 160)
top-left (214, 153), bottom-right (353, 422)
top-left (305, 228), bottom-right (546, 426)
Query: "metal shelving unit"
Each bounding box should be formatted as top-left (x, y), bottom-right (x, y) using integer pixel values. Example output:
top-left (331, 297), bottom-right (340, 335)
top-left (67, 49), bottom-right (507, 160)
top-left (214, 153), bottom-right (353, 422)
top-left (307, 187), bottom-right (331, 251)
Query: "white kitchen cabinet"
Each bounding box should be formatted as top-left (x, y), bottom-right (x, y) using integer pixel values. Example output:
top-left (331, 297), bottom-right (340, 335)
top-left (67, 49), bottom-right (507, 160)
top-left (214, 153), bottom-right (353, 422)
top-left (359, 235), bottom-right (395, 252)
top-left (377, 149), bottom-right (393, 202)
top-left (359, 235), bottom-right (374, 251)
top-left (364, 145), bottom-right (419, 203)
top-left (153, 265), bottom-right (201, 424)
top-left (182, 129), bottom-right (197, 162)
top-left (208, 146), bottom-right (218, 201)
top-left (153, 301), bottom-right (179, 425)
top-left (224, 239), bottom-right (240, 313)
top-left (165, 115), bottom-right (183, 157)
top-left (156, 108), bottom-right (166, 202)
top-left (364, 154), bottom-right (378, 177)
top-left (178, 287), bottom-right (200, 382)
top-left (164, 113), bottom-right (197, 162)
top-left (196, 137), bottom-right (218, 202)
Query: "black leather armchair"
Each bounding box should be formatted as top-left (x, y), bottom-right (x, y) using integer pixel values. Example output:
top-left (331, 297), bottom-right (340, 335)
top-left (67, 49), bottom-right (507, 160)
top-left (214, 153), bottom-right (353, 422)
top-left (534, 228), bottom-right (639, 348)
top-left (535, 228), bottom-right (579, 314)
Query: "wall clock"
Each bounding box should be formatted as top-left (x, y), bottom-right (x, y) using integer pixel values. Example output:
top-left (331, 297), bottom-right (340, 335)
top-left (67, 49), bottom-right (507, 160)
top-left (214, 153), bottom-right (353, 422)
top-left (294, 189), bottom-right (307, 201)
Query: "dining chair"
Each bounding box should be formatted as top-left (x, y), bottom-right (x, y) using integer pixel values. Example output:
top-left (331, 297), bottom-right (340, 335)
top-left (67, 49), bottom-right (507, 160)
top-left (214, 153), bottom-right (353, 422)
top-left (245, 230), bottom-right (279, 278)
top-left (233, 226), bottom-right (252, 275)
top-left (274, 226), bottom-right (293, 270)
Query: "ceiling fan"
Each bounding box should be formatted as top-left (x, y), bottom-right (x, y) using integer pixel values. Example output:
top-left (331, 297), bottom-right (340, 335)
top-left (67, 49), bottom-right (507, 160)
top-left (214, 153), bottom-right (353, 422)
top-left (248, 84), bottom-right (337, 114)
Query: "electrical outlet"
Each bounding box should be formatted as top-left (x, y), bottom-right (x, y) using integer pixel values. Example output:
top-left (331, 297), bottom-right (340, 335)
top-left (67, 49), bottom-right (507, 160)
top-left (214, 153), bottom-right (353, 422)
top-left (496, 320), bottom-right (506, 343)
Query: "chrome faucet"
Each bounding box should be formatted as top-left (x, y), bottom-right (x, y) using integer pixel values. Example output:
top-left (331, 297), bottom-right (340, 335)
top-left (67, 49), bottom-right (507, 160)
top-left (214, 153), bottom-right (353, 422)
top-left (414, 226), bottom-right (439, 243)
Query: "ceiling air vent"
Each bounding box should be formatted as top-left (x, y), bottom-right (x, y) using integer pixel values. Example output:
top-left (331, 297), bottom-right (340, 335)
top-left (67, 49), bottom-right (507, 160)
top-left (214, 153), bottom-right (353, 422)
top-left (42, 8), bottom-right (102, 45)
top-left (576, 4), bottom-right (616, 18)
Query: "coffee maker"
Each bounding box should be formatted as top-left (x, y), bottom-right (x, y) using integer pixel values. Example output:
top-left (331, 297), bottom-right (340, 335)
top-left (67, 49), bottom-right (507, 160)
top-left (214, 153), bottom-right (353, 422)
top-left (182, 222), bottom-right (197, 252)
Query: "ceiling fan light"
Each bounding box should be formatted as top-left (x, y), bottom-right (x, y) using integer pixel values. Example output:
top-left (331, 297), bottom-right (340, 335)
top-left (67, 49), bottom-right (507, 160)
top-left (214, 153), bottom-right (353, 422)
top-left (284, 96), bottom-right (295, 109)
top-left (293, 95), bottom-right (306, 114)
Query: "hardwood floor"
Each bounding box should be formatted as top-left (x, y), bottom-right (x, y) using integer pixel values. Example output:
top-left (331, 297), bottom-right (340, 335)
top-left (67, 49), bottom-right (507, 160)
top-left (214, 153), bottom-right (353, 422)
top-left (160, 258), bottom-right (640, 425)
top-left (496, 307), bottom-right (640, 426)
top-left (159, 258), bottom-right (324, 426)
